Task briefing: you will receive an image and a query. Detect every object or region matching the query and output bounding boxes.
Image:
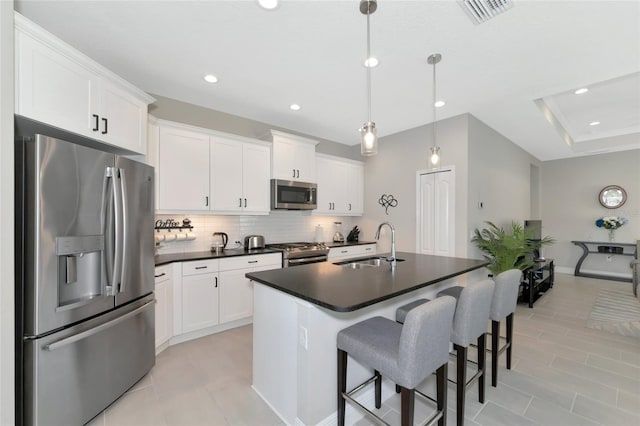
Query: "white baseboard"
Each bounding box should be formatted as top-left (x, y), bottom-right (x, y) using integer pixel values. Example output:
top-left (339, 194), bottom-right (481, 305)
top-left (169, 317), bottom-right (252, 346)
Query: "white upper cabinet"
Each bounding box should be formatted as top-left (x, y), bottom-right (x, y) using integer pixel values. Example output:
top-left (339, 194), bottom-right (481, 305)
top-left (315, 154), bottom-right (364, 216)
top-left (267, 130), bottom-right (318, 182)
top-left (154, 119), bottom-right (271, 214)
top-left (210, 136), bottom-right (270, 214)
top-left (14, 13), bottom-right (154, 154)
top-left (158, 125), bottom-right (210, 211)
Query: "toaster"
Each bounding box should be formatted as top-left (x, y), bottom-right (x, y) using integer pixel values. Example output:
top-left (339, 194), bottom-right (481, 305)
top-left (244, 235), bottom-right (265, 250)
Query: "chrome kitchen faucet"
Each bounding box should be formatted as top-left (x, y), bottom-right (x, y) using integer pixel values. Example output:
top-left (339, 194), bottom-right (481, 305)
top-left (375, 222), bottom-right (397, 272)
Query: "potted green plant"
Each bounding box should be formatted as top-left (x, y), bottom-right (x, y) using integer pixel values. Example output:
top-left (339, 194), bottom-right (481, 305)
top-left (471, 221), bottom-right (554, 276)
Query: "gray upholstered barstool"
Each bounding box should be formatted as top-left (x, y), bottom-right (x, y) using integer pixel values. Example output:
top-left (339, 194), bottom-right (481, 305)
top-left (395, 281), bottom-right (495, 426)
top-left (436, 280), bottom-right (494, 426)
top-left (337, 296), bottom-right (456, 426)
top-left (489, 269), bottom-right (522, 387)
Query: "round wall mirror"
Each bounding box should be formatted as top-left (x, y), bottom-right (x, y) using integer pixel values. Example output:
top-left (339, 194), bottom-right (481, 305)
top-left (598, 185), bottom-right (627, 209)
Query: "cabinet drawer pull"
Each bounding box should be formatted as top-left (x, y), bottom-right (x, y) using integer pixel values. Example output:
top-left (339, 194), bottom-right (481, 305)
top-left (195, 266), bottom-right (208, 270)
top-left (365, 247), bottom-right (372, 251)
top-left (349, 203), bottom-right (352, 211)
top-left (341, 250), bottom-right (348, 253)
top-left (205, 196), bottom-right (209, 207)
top-left (214, 277), bottom-right (218, 288)
top-left (293, 169), bottom-right (296, 178)
top-left (296, 169), bottom-right (300, 178)
top-left (101, 118), bottom-right (108, 134)
top-left (92, 114), bottom-right (99, 131)
top-left (154, 272), bottom-right (166, 278)
top-left (244, 198), bottom-right (247, 208)
top-left (248, 260), bottom-right (258, 264)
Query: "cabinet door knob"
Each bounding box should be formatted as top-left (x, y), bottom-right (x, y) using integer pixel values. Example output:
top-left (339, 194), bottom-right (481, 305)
top-left (101, 118), bottom-right (108, 135)
top-left (92, 114), bottom-right (99, 131)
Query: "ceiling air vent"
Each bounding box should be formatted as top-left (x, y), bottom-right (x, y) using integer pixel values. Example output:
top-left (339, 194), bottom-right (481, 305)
top-left (460, 0), bottom-right (514, 24)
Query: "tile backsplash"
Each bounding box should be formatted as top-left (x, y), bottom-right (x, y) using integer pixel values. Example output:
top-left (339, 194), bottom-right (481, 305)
top-left (155, 211), bottom-right (360, 254)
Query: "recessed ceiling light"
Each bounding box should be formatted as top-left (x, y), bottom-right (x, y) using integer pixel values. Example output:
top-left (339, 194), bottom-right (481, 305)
top-left (203, 74), bottom-right (218, 83)
top-left (589, 121), bottom-right (600, 126)
top-left (575, 88), bottom-right (589, 95)
top-left (258, 0), bottom-right (278, 10)
top-left (364, 57), bottom-right (379, 68)
top-left (434, 100), bottom-right (446, 108)
top-left (289, 104), bottom-right (301, 111)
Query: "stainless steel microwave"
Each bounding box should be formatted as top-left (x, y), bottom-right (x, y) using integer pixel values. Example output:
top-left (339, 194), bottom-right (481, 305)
top-left (271, 179), bottom-right (317, 210)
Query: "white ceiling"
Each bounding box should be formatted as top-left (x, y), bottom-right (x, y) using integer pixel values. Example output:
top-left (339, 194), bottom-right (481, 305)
top-left (15, 0), bottom-right (640, 161)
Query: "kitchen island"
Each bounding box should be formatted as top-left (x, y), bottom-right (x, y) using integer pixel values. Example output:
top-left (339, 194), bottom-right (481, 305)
top-left (246, 252), bottom-right (488, 426)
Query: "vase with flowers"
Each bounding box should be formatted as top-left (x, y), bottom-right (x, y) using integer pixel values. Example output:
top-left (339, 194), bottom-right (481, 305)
top-left (595, 216), bottom-right (628, 242)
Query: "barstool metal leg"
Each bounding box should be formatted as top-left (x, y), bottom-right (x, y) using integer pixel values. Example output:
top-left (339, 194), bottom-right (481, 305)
top-left (337, 349), bottom-right (347, 426)
top-left (491, 320), bottom-right (499, 387)
top-left (506, 313), bottom-right (514, 369)
top-left (454, 344), bottom-right (467, 426)
top-left (374, 370), bottom-right (382, 409)
top-left (436, 363), bottom-right (448, 426)
top-left (477, 334), bottom-right (486, 404)
top-left (400, 387), bottom-right (415, 426)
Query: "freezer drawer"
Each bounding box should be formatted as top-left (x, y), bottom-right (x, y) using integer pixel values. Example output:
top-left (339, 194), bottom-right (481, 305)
top-left (23, 295), bottom-right (155, 426)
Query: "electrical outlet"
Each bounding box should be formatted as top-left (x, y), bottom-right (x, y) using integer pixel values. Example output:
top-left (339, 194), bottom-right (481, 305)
top-left (298, 326), bottom-right (308, 350)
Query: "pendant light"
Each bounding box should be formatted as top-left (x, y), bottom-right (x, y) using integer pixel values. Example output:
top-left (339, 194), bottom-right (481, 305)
top-left (428, 53), bottom-right (442, 169)
top-left (359, 0), bottom-right (378, 156)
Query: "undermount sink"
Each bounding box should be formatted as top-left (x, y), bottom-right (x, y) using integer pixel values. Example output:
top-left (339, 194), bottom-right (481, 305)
top-left (335, 256), bottom-right (405, 269)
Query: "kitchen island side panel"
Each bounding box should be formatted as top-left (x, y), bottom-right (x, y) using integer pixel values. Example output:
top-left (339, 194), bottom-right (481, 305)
top-left (252, 267), bottom-right (485, 425)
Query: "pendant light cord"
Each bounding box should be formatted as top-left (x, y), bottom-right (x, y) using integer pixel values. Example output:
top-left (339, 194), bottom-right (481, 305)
top-left (432, 56), bottom-right (437, 147)
top-left (366, 10), bottom-right (372, 123)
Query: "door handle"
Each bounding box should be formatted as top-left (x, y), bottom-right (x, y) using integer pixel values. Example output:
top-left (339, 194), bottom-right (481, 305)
top-left (101, 118), bottom-right (108, 135)
top-left (43, 300), bottom-right (155, 351)
top-left (92, 114), bottom-right (99, 131)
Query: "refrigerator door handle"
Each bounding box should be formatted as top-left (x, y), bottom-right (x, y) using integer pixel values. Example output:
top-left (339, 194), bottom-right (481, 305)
top-left (43, 300), bottom-right (156, 351)
top-left (118, 168), bottom-right (128, 294)
top-left (110, 167), bottom-right (123, 294)
top-left (102, 167), bottom-right (115, 295)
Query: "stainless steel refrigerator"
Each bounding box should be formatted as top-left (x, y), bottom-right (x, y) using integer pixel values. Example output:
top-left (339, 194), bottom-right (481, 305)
top-left (15, 124), bottom-right (155, 426)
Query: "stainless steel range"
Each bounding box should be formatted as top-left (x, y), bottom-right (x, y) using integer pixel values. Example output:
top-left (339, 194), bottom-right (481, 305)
top-left (267, 242), bottom-right (329, 267)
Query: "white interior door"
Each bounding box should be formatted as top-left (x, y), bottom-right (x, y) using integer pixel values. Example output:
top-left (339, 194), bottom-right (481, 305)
top-left (417, 169), bottom-right (455, 256)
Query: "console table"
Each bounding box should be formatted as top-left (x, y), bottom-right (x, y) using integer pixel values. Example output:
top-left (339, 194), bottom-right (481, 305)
top-left (519, 259), bottom-right (554, 308)
top-left (571, 241), bottom-right (637, 283)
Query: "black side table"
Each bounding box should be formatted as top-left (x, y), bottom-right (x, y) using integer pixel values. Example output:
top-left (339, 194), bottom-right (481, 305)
top-left (519, 259), bottom-right (554, 308)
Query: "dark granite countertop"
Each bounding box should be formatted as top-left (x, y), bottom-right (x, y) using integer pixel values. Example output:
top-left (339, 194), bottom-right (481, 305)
top-left (324, 241), bottom-right (376, 248)
top-left (245, 252), bottom-right (488, 312)
top-left (155, 248), bottom-right (282, 266)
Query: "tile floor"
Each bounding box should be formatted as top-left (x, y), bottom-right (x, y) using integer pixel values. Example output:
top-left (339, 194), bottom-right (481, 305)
top-left (87, 274), bottom-right (640, 426)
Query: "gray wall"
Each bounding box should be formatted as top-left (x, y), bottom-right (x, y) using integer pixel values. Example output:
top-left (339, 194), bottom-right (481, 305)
top-left (541, 150), bottom-right (640, 275)
top-left (148, 94), bottom-right (360, 160)
top-left (360, 114), bottom-right (470, 255)
top-left (361, 113), bottom-right (541, 259)
top-left (467, 115), bottom-right (541, 258)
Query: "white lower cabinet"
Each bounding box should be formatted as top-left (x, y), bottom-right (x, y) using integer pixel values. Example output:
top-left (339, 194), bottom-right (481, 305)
top-left (172, 253), bottom-right (282, 342)
top-left (219, 253), bottom-right (282, 324)
top-left (180, 259), bottom-right (220, 333)
top-left (328, 244), bottom-right (376, 261)
top-left (154, 264), bottom-right (173, 351)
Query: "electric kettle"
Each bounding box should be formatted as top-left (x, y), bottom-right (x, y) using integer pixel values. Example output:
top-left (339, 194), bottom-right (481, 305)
top-left (212, 232), bottom-right (228, 250)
